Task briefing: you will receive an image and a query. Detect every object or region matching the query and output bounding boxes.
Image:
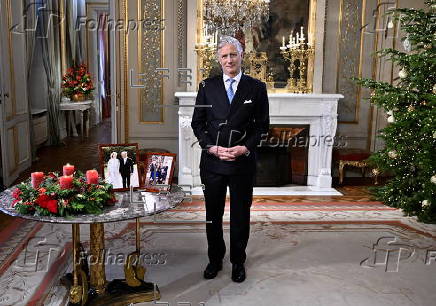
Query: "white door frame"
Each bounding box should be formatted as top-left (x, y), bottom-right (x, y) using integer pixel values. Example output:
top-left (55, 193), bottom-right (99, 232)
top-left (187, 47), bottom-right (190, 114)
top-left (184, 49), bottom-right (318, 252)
top-left (109, 0), bottom-right (118, 143)
top-left (86, 0), bottom-right (118, 143)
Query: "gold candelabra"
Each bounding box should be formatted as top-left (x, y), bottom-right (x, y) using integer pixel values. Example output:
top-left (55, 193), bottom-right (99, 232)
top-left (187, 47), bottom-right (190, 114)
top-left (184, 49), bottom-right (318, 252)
top-left (245, 51), bottom-right (268, 82)
top-left (280, 27), bottom-right (314, 93)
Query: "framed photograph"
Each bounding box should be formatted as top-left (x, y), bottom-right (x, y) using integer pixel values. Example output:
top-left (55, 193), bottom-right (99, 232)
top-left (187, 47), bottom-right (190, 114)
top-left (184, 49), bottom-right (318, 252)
top-left (99, 143), bottom-right (140, 191)
top-left (142, 152), bottom-right (176, 192)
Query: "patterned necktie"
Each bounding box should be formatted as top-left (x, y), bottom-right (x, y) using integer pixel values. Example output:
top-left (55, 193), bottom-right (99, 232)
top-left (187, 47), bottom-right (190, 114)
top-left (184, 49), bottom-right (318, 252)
top-left (226, 78), bottom-right (236, 104)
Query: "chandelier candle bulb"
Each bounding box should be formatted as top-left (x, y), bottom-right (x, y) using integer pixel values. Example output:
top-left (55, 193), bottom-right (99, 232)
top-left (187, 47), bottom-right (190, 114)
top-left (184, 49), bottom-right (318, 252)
top-left (31, 172), bottom-right (44, 188)
top-left (63, 163), bottom-right (75, 176)
top-left (203, 0), bottom-right (270, 33)
top-left (59, 176), bottom-right (73, 190)
top-left (282, 36), bottom-right (285, 48)
top-left (86, 170), bottom-right (99, 184)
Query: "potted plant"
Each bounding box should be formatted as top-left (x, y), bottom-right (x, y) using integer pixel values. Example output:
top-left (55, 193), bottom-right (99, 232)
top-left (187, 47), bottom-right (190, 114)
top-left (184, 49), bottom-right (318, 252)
top-left (61, 64), bottom-right (95, 102)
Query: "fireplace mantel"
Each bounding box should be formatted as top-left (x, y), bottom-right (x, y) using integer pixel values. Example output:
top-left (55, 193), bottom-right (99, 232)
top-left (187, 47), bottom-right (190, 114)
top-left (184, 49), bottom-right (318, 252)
top-left (175, 92), bottom-right (343, 194)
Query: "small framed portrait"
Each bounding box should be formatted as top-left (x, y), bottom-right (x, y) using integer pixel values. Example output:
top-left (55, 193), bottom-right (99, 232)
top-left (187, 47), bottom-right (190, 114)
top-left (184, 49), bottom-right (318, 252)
top-left (142, 152), bottom-right (176, 192)
top-left (99, 143), bottom-right (140, 191)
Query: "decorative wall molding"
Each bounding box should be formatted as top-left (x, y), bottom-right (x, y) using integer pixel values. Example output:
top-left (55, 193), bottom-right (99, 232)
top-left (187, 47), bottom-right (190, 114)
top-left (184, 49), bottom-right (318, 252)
top-left (138, 0), bottom-right (164, 123)
top-left (335, 0), bottom-right (364, 123)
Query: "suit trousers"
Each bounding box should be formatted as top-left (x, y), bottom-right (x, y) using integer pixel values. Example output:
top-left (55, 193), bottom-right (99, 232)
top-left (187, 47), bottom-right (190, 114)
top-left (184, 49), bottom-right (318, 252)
top-left (200, 168), bottom-right (254, 265)
top-left (122, 175), bottom-right (130, 189)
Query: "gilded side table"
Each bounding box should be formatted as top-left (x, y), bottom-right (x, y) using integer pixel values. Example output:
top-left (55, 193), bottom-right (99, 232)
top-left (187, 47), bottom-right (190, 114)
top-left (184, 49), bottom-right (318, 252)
top-left (0, 186), bottom-right (185, 305)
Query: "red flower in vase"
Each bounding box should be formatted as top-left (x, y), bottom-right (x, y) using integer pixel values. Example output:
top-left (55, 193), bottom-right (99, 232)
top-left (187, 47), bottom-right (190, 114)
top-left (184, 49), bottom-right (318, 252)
top-left (62, 64), bottom-right (95, 98)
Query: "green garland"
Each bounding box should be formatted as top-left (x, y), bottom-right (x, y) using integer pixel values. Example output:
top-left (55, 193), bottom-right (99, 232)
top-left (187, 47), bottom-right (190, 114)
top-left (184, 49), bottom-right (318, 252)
top-left (12, 171), bottom-right (116, 217)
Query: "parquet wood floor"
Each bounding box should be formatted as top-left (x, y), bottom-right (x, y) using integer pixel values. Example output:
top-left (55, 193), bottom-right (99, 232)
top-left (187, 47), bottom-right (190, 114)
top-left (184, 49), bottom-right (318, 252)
top-left (0, 120), bottom-right (111, 231)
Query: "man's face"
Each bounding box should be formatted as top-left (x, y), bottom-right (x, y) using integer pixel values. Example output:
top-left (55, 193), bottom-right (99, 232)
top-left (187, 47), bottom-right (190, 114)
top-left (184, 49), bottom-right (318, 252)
top-left (121, 152), bottom-right (127, 158)
top-left (218, 44), bottom-right (243, 77)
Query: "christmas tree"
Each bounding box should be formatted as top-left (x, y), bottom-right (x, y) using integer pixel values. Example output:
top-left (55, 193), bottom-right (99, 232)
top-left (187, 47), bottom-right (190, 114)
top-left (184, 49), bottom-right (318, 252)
top-left (354, 0), bottom-right (435, 223)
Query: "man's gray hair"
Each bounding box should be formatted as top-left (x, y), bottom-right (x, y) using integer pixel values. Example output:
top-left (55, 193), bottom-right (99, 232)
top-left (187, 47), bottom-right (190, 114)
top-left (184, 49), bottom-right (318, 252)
top-left (217, 36), bottom-right (243, 56)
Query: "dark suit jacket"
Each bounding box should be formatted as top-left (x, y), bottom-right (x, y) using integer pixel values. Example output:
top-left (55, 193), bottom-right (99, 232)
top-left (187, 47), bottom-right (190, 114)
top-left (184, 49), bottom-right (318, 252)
top-left (119, 157), bottom-right (134, 177)
top-left (191, 74), bottom-right (270, 175)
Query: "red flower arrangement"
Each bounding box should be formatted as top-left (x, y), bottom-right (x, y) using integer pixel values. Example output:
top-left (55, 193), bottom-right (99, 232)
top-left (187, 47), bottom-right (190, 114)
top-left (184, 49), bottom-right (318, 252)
top-left (13, 171), bottom-right (116, 217)
top-left (61, 64), bottom-right (95, 100)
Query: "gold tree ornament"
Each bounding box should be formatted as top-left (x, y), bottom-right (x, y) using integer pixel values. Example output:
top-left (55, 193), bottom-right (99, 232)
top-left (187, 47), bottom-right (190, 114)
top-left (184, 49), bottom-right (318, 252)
top-left (407, 105), bottom-right (415, 112)
top-left (422, 200), bottom-right (431, 207)
top-left (399, 68), bottom-right (408, 79)
top-left (432, 83), bottom-right (436, 94)
top-left (388, 150), bottom-right (398, 159)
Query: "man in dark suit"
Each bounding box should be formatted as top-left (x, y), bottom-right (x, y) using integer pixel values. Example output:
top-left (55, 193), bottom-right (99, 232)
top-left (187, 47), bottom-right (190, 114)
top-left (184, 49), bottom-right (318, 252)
top-left (119, 151), bottom-right (134, 188)
top-left (191, 36), bottom-right (270, 282)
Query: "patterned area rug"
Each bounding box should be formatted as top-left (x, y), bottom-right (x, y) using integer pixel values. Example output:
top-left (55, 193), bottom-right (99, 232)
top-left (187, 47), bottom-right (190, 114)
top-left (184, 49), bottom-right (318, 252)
top-left (0, 219), bottom-right (43, 277)
top-left (171, 200), bottom-right (396, 212)
top-left (0, 196), bottom-right (434, 305)
top-left (44, 221), bottom-right (436, 306)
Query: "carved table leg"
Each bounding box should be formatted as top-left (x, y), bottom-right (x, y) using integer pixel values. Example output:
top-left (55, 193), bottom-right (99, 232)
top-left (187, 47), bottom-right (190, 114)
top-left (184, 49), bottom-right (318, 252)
top-left (90, 218), bottom-right (160, 305)
top-left (79, 110), bottom-right (84, 139)
top-left (339, 160), bottom-right (345, 185)
top-left (89, 223), bottom-right (107, 294)
top-left (69, 224), bottom-right (88, 305)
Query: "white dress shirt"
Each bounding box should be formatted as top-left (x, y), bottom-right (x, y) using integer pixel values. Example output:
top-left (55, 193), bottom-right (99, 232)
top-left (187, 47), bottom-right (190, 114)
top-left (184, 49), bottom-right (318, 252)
top-left (223, 70), bottom-right (242, 95)
top-left (222, 70), bottom-right (250, 156)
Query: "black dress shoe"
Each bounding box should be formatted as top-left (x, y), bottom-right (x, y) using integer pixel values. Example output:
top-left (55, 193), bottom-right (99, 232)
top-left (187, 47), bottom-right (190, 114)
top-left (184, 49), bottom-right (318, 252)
top-left (203, 262), bottom-right (222, 279)
top-left (231, 263), bottom-right (246, 283)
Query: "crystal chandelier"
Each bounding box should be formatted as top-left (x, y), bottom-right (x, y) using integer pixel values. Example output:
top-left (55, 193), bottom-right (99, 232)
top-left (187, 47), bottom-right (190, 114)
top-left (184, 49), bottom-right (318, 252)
top-left (203, 0), bottom-right (270, 34)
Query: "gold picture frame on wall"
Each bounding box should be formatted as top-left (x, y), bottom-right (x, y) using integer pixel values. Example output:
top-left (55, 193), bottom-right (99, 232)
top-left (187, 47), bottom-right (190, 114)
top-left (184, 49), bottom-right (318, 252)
top-left (196, 0), bottom-right (317, 91)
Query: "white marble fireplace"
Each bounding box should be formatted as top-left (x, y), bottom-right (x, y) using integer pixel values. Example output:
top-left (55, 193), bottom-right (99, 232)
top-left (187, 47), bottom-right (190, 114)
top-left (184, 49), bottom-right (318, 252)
top-left (175, 92), bottom-right (343, 195)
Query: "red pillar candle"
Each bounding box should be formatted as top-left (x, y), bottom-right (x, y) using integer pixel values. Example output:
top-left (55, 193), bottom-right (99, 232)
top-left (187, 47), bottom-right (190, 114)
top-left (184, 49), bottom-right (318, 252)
top-left (86, 170), bottom-right (99, 184)
top-left (63, 163), bottom-right (75, 176)
top-left (59, 176), bottom-right (73, 189)
top-left (31, 172), bottom-right (44, 188)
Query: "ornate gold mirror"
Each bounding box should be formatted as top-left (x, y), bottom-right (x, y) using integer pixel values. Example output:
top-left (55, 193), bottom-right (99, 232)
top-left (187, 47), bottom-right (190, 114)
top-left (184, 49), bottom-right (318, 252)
top-left (196, 0), bottom-right (316, 93)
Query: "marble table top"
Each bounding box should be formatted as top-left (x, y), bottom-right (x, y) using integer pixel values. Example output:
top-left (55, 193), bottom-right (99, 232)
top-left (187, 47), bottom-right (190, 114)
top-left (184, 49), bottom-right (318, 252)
top-left (0, 185), bottom-right (186, 224)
